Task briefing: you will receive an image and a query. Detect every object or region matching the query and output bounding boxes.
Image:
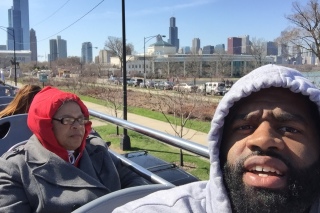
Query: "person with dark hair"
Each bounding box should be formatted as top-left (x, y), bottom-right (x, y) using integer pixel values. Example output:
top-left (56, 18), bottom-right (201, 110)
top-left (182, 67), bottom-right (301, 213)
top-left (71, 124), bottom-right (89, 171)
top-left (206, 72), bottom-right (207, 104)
top-left (0, 84), bottom-right (42, 138)
top-left (0, 86), bottom-right (147, 212)
top-left (114, 64), bottom-right (320, 213)
top-left (0, 84), bottom-right (41, 118)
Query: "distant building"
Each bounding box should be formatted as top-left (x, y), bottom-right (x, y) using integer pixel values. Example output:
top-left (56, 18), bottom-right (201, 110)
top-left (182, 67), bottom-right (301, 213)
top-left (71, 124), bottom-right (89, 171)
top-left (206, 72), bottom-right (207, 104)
top-left (49, 35), bottom-right (67, 61)
top-left (168, 17), bottom-right (179, 52)
top-left (239, 35), bottom-right (250, 54)
top-left (264, 41), bottom-right (278, 56)
top-left (49, 39), bottom-right (57, 61)
top-left (147, 35), bottom-right (176, 55)
top-left (30, 28), bottom-right (37, 61)
top-left (181, 46), bottom-right (191, 54)
top-left (227, 37), bottom-right (242, 54)
top-left (192, 38), bottom-right (200, 54)
top-left (99, 49), bottom-right (113, 64)
top-left (57, 36), bottom-right (67, 59)
top-left (302, 43), bottom-right (316, 65)
top-left (215, 44), bottom-right (225, 53)
top-left (0, 45), bottom-right (6, 50)
top-left (7, 0), bottom-right (30, 50)
top-left (202, 45), bottom-right (214, 54)
top-left (81, 42), bottom-right (93, 64)
top-left (278, 43), bottom-right (289, 57)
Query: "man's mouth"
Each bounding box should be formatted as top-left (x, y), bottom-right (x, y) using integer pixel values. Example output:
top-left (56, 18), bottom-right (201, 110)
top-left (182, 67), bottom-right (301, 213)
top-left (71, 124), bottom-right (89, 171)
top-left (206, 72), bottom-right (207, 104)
top-left (243, 156), bottom-right (287, 189)
top-left (249, 165), bottom-right (282, 177)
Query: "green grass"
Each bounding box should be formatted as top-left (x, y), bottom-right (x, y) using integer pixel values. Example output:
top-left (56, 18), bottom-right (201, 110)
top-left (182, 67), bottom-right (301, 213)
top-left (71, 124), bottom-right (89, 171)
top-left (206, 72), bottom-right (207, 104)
top-left (94, 124), bottom-right (210, 181)
top-left (78, 94), bottom-right (211, 133)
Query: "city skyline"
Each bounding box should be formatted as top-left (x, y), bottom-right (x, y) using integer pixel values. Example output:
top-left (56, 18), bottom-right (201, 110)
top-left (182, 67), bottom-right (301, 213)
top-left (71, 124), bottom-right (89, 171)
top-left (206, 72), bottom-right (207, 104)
top-left (0, 0), bottom-right (308, 62)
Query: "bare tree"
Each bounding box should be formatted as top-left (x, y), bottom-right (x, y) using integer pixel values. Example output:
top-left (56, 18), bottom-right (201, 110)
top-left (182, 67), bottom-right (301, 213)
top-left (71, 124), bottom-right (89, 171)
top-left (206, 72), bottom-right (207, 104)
top-left (185, 54), bottom-right (202, 84)
top-left (104, 36), bottom-right (134, 75)
top-left (154, 57), bottom-right (183, 80)
top-left (250, 37), bottom-right (267, 68)
top-left (215, 51), bottom-right (233, 77)
top-left (101, 87), bottom-right (123, 135)
top-left (152, 90), bottom-right (206, 166)
top-left (278, 0), bottom-right (320, 61)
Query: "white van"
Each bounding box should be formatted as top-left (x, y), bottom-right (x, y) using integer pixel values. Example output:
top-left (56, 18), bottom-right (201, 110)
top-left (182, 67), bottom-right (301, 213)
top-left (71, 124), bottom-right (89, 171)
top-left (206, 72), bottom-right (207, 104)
top-left (205, 82), bottom-right (226, 95)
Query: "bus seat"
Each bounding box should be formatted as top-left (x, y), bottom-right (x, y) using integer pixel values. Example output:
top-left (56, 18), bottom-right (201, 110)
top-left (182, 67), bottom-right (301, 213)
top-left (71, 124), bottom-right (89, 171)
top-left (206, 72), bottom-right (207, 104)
top-left (0, 114), bottom-right (32, 156)
top-left (72, 184), bottom-right (173, 213)
top-left (0, 96), bottom-right (14, 104)
top-left (0, 103), bottom-right (8, 111)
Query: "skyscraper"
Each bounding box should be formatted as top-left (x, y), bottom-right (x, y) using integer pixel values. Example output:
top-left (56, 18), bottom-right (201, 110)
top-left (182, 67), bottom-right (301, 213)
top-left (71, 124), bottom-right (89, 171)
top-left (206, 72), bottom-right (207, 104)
top-left (49, 39), bottom-right (58, 61)
top-left (57, 36), bottom-right (67, 59)
top-left (81, 42), bottom-right (93, 64)
top-left (227, 37), bottom-right (242, 54)
top-left (202, 45), bottom-right (214, 54)
top-left (168, 17), bottom-right (179, 52)
top-left (49, 36), bottom-right (67, 61)
top-left (30, 28), bottom-right (37, 61)
top-left (192, 38), bottom-right (200, 54)
top-left (7, 0), bottom-right (30, 50)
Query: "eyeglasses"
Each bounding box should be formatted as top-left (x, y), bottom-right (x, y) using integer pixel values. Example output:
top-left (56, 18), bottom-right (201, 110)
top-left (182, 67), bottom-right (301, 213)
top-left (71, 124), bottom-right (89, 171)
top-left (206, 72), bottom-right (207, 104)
top-left (52, 117), bottom-right (89, 125)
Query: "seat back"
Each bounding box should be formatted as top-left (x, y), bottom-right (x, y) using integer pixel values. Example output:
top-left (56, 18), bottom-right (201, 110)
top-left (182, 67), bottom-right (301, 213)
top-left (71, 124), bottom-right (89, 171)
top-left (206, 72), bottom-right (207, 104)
top-left (0, 114), bottom-right (32, 156)
top-left (0, 103), bottom-right (8, 111)
top-left (0, 86), bottom-right (15, 97)
top-left (0, 96), bottom-right (14, 104)
top-left (72, 184), bottom-right (173, 213)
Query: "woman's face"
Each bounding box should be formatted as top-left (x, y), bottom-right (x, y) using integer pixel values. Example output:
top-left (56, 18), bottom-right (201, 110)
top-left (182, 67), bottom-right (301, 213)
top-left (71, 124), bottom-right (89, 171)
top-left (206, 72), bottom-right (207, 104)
top-left (52, 101), bottom-right (86, 150)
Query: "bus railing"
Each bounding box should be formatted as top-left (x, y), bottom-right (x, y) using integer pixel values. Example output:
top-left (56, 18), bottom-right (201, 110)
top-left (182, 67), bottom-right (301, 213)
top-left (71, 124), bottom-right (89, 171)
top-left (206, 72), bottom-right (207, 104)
top-left (88, 109), bottom-right (210, 159)
top-left (88, 109), bottom-right (209, 186)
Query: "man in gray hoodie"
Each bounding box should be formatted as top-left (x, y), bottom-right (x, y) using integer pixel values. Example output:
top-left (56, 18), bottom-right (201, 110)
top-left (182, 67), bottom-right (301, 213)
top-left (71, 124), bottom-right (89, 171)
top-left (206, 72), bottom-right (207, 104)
top-left (113, 64), bottom-right (320, 213)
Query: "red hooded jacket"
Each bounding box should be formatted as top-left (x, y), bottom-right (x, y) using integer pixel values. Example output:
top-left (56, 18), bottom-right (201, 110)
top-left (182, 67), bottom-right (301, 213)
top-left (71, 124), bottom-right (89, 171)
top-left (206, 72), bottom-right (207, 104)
top-left (27, 86), bottom-right (92, 167)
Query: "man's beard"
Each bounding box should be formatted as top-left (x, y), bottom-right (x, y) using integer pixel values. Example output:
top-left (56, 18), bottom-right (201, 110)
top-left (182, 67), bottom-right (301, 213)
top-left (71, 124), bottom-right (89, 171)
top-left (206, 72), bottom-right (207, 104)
top-left (222, 151), bottom-right (320, 213)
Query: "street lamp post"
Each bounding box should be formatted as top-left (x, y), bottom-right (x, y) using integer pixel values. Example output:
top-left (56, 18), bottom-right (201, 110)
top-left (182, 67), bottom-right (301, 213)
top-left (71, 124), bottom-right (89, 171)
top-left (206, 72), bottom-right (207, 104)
top-left (0, 26), bottom-right (17, 86)
top-left (121, 0), bottom-right (130, 150)
top-left (144, 34), bottom-right (166, 86)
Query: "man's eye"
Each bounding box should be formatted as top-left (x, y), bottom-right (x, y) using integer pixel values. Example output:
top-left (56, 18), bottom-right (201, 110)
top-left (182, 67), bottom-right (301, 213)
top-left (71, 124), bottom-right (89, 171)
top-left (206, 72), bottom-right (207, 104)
top-left (279, 126), bottom-right (299, 133)
top-left (238, 125), bottom-right (253, 130)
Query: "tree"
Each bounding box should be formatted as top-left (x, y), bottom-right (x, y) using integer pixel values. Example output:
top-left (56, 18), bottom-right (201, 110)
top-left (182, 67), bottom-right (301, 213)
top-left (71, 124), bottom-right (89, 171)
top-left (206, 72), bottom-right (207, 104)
top-left (250, 37), bottom-right (267, 68)
top-left (215, 51), bottom-right (233, 77)
top-left (104, 36), bottom-right (134, 75)
top-left (185, 54), bottom-right (202, 84)
top-left (278, 0), bottom-right (320, 61)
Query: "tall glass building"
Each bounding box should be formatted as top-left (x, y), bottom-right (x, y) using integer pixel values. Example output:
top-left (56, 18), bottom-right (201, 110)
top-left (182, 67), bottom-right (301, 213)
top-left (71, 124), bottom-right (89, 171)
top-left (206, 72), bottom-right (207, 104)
top-left (7, 0), bottom-right (30, 50)
top-left (168, 17), bottom-right (179, 53)
top-left (49, 36), bottom-right (67, 61)
top-left (81, 42), bottom-right (93, 64)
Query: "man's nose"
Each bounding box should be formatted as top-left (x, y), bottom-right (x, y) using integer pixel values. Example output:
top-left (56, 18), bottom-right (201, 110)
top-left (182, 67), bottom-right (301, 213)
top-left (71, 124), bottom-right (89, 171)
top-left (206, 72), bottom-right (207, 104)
top-left (246, 122), bottom-right (285, 151)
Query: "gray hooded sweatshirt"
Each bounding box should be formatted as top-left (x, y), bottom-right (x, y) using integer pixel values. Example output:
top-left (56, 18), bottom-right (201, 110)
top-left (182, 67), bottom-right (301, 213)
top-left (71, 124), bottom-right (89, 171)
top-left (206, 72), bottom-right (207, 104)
top-left (113, 64), bottom-right (320, 213)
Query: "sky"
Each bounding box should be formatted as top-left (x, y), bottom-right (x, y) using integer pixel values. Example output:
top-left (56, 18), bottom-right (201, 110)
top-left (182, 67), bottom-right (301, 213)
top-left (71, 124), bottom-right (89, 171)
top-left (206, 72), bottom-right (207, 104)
top-left (0, 0), bottom-right (310, 62)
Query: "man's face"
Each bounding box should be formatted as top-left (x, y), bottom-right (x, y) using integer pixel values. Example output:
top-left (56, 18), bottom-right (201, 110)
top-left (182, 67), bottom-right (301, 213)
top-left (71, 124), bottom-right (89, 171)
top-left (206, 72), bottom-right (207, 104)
top-left (220, 87), bottom-right (320, 212)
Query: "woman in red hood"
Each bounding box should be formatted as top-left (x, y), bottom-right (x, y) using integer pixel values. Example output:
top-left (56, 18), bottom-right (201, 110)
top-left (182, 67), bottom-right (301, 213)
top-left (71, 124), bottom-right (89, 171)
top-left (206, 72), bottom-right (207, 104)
top-left (0, 86), bottom-right (148, 213)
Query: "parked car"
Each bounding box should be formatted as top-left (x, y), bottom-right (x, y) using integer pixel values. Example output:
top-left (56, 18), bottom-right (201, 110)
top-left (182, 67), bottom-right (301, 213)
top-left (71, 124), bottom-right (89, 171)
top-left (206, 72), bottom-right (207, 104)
top-left (141, 80), bottom-right (156, 88)
top-left (154, 81), bottom-right (174, 90)
top-left (204, 82), bottom-right (226, 95)
top-left (196, 84), bottom-right (205, 93)
top-left (130, 78), bottom-right (144, 87)
top-left (127, 79), bottom-right (135, 86)
top-left (173, 83), bottom-right (198, 93)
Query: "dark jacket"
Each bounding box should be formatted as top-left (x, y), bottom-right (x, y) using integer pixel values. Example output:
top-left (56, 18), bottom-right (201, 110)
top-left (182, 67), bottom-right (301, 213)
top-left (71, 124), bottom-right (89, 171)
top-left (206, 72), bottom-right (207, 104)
top-left (0, 134), bottom-right (147, 213)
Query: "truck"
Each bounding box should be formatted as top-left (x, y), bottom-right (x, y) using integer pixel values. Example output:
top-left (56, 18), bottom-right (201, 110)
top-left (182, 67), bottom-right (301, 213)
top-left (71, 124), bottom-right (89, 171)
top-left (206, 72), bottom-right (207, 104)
top-left (204, 82), bottom-right (226, 95)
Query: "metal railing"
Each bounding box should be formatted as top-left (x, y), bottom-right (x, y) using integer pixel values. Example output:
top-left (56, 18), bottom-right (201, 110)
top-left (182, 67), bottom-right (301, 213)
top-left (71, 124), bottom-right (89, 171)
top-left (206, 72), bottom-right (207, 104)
top-left (88, 109), bottom-right (210, 186)
top-left (88, 109), bottom-right (210, 158)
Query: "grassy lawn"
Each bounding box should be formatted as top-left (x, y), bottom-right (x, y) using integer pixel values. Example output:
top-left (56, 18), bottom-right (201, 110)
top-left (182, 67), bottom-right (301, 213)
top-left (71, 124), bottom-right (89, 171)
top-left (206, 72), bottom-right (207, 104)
top-left (79, 95), bottom-right (212, 133)
top-left (94, 124), bottom-right (210, 181)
